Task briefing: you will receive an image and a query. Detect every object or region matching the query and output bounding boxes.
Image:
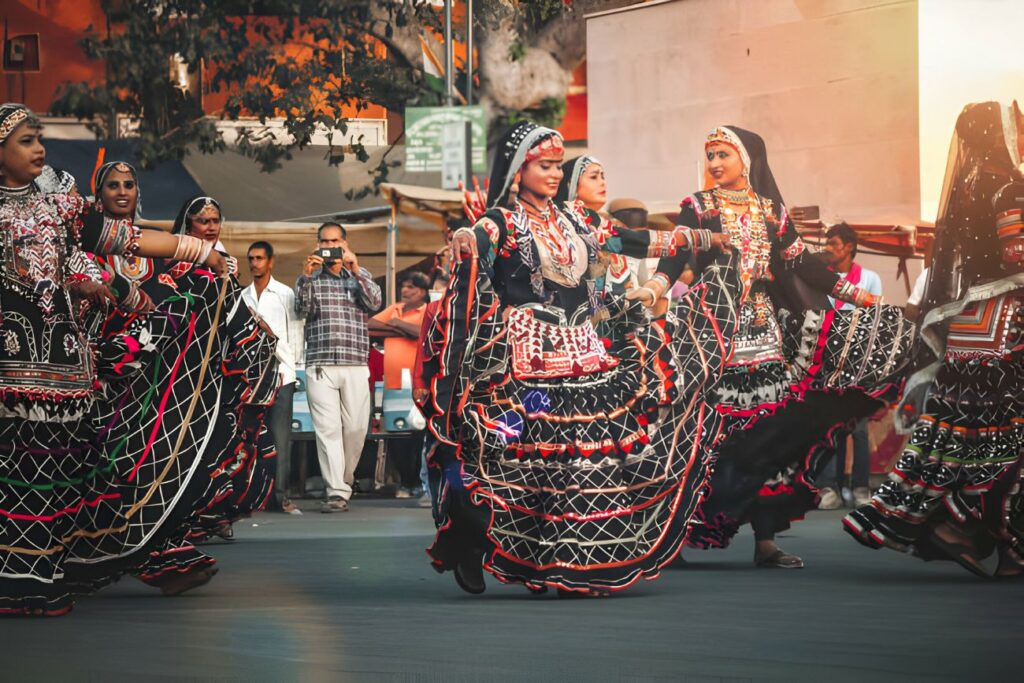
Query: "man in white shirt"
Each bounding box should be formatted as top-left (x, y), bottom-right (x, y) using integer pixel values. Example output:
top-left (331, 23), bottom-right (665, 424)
top-left (824, 222), bottom-right (883, 311)
top-left (244, 241), bottom-right (302, 514)
top-left (818, 223), bottom-right (883, 509)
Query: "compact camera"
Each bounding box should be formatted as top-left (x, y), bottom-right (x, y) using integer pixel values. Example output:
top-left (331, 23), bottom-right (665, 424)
top-left (316, 247), bottom-right (345, 262)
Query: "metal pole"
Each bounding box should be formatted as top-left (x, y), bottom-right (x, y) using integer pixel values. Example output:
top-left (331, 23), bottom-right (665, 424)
top-left (444, 0), bottom-right (454, 106)
top-left (386, 205), bottom-right (398, 307)
top-left (465, 0), bottom-right (473, 105)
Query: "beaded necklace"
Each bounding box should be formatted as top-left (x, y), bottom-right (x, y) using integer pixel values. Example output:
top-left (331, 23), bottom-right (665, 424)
top-left (713, 185), bottom-right (772, 290)
top-left (522, 199), bottom-right (578, 271)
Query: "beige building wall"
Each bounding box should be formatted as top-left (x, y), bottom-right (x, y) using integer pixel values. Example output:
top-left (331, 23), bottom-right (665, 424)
top-left (587, 0), bottom-right (921, 300)
top-left (587, 0), bottom-right (920, 226)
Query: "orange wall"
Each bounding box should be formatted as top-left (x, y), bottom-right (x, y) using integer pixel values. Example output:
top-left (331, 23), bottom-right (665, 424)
top-left (559, 62), bottom-right (587, 142)
top-left (0, 0), bottom-right (107, 112)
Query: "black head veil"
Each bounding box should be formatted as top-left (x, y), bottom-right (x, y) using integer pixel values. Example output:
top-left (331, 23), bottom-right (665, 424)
top-left (554, 155), bottom-right (599, 205)
top-left (716, 125), bottom-right (785, 211)
top-left (487, 122), bottom-right (561, 208)
top-left (173, 195), bottom-right (222, 235)
top-left (707, 125), bottom-right (828, 310)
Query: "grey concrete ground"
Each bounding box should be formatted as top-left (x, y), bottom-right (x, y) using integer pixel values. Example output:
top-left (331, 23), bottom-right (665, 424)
top-left (2, 500), bottom-right (1021, 682)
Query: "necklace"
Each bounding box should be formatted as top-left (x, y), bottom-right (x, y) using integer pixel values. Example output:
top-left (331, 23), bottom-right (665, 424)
top-left (714, 185), bottom-right (752, 204)
top-left (520, 196), bottom-right (552, 221)
top-left (713, 187), bottom-right (771, 294)
top-left (0, 183), bottom-right (33, 200)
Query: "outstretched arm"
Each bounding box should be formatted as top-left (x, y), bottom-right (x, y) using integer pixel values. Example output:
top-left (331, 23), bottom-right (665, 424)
top-left (65, 197), bottom-right (227, 276)
top-left (629, 196), bottom-right (731, 306)
top-left (774, 210), bottom-right (878, 307)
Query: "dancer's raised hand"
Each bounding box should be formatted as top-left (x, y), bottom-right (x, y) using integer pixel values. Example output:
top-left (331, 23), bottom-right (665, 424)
top-left (451, 229), bottom-right (478, 263)
top-left (204, 250), bottom-right (229, 277)
top-left (460, 176), bottom-right (488, 224)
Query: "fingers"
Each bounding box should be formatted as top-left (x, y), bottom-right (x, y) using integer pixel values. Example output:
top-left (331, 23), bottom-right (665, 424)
top-left (205, 252), bottom-right (229, 277)
top-left (473, 176), bottom-right (485, 206)
top-left (451, 233), bottom-right (477, 264)
top-left (305, 254), bottom-right (324, 274)
top-left (624, 287), bottom-right (655, 307)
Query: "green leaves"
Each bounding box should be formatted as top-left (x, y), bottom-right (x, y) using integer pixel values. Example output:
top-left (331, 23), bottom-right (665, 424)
top-left (51, 0), bottom-right (430, 183)
top-left (50, 0), bottom-right (587, 192)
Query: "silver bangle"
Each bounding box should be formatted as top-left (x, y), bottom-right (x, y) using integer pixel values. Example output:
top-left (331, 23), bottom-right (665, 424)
top-left (197, 241), bottom-right (213, 265)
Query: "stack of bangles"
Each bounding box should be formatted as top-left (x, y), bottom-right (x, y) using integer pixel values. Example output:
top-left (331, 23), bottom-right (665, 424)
top-left (852, 288), bottom-right (878, 307)
top-left (120, 282), bottom-right (151, 312)
top-left (831, 279), bottom-right (877, 307)
top-left (635, 273), bottom-right (671, 306)
top-left (670, 227), bottom-right (714, 254)
top-left (174, 234), bottom-right (214, 265)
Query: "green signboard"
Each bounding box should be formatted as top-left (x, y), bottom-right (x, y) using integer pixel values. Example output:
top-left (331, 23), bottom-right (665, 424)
top-left (405, 105), bottom-right (487, 173)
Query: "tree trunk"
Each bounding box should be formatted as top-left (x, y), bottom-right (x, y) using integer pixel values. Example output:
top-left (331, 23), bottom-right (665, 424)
top-left (475, 16), bottom-right (576, 121)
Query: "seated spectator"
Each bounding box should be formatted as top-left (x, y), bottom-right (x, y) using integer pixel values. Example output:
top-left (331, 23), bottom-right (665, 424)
top-left (368, 272), bottom-right (431, 497)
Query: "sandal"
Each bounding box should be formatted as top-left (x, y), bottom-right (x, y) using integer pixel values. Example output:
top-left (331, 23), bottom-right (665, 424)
top-left (927, 523), bottom-right (996, 579)
top-left (158, 567), bottom-right (220, 597)
top-left (995, 549), bottom-right (1024, 579)
top-left (755, 549), bottom-right (805, 569)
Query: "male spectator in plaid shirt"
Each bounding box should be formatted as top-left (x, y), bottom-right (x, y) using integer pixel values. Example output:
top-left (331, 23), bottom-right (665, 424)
top-left (296, 222), bottom-right (382, 513)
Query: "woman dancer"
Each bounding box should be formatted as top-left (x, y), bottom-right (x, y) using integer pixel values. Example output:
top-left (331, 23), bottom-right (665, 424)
top-left (425, 122), bottom-right (719, 595)
top-left (556, 156), bottom-right (640, 296)
top-left (629, 126), bottom-right (912, 568)
top-left (169, 197), bottom-right (278, 544)
top-left (0, 104), bottom-right (226, 615)
top-left (844, 101), bottom-right (1024, 578)
top-left (63, 169), bottom-right (270, 596)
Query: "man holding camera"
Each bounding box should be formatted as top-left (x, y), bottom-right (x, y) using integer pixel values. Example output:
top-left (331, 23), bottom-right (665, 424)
top-left (296, 222), bottom-right (382, 513)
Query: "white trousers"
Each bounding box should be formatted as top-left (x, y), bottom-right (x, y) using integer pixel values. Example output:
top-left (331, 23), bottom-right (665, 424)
top-left (306, 365), bottom-right (371, 500)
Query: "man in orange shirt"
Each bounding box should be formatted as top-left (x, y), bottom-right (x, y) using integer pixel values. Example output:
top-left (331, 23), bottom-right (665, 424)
top-left (369, 272), bottom-right (431, 496)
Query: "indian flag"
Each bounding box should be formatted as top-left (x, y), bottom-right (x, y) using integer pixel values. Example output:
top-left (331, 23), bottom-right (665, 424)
top-left (419, 33), bottom-right (446, 93)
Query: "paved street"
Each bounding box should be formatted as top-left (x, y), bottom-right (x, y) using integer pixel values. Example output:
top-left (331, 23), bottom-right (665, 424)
top-left (3, 500), bottom-right (1020, 682)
